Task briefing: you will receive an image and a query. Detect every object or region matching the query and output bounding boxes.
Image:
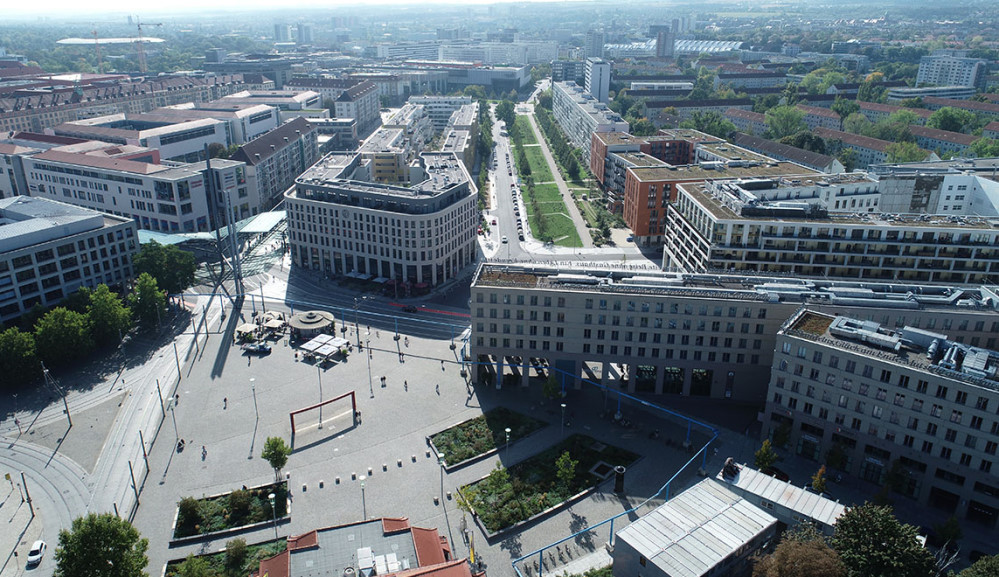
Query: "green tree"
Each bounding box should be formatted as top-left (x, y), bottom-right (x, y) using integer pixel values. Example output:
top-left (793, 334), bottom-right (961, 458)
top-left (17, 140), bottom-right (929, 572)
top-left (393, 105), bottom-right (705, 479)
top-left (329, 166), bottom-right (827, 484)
top-left (132, 241), bottom-right (197, 294)
top-left (959, 555), bottom-right (999, 577)
top-left (679, 111), bottom-right (736, 139)
top-left (261, 436), bottom-right (292, 479)
top-left (543, 373), bottom-right (561, 400)
top-left (753, 524), bottom-right (846, 577)
top-left (0, 327), bottom-right (38, 389)
top-left (174, 554), bottom-right (212, 577)
top-left (225, 538), bottom-right (248, 575)
top-left (53, 513), bottom-right (149, 577)
top-left (555, 450), bottom-right (578, 494)
top-left (87, 284), bottom-right (132, 347)
top-left (34, 307), bottom-right (93, 366)
top-left (812, 465), bottom-right (828, 494)
top-left (933, 515), bottom-right (963, 548)
top-left (886, 141), bottom-right (927, 163)
top-left (781, 131), bottom-right (826, 154)
top-left (629, 118), bottom-right (658, 136)
top-left (207, 142), bottom-right (227, 159)
top-left (754, 439), bottom-right (778, 471)
top-left (495, 100), bottom-right (516, 127)
top-left (927, 107), bottom-right (976, 133)
top-left (129, 273), bottom-right (166, 328)
top-left (831, 98), bottom-right (860, 120)
top-left (177, 496), bottom-right (202, 535)
top-left (831, 503), bottom-right (935, 577)
top-left (463, 85), bottom-right (487, 100)
top-left (837, 148), bottom-right (858, 172)
top-left (970, 138), bottom-right (999, 158)
top-left (843, 113), bottom-right (872, 135)
top-left (765, 106), bottom-right (808, 140)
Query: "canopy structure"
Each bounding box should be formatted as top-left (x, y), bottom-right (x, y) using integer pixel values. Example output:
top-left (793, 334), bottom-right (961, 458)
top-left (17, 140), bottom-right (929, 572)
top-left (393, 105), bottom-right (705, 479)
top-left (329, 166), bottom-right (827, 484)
top-left (235, 323), bottom-right (257, 335)
top-left (288, 310), bottom-right (335, 335)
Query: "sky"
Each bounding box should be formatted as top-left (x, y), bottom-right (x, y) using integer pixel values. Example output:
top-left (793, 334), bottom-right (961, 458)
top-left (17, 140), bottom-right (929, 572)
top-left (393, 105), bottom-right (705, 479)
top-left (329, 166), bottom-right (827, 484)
top-left (8, 0), bottom-right (568, 18)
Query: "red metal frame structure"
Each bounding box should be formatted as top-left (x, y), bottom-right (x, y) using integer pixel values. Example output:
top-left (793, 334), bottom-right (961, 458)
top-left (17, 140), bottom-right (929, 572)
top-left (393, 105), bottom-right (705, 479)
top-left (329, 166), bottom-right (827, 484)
top-left (289, 390), bottom-right (357, 439)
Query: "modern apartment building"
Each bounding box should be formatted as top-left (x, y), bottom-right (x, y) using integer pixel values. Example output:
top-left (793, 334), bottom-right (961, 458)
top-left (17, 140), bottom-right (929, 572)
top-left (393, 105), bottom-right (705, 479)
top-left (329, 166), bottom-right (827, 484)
top-left (724, 108), bottom-right (768, 135)
top-left (916, 53), bottom-right (988, 89)
top-left (887, 86), bottom-right (977, 103)
top-left (282, 78), bottom-right (379, 133)
top-left (0, 196), bottom-right (137, 322)
top-left (151, 102), bottom-right (280, 145)
top-left (551, 81), bottom-right (629, 164)
top-left (663, 173), bottom-right (999, 284)
top-left (286, 152), bottom-right (477, 287)
top-left (763, 308), bottom-right (999, 527)
top-left (408, 96), bottom-right (473, 131)
top-left (438, 42), bottom-right (558, 66)
top-left (468, 263), bottom-right (999, 404)
top-left (229, 117), bottom-right (319, 210)
top-left (551, 60), bottom-right (586, 85)
top-left (584, 57), bottom-right (611, 104)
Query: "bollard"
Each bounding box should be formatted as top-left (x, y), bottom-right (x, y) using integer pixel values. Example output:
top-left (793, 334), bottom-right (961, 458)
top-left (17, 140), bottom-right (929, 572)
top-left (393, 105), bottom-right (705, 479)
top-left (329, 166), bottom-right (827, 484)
top-left (352, 472), bottom-right (357, 480)
top-left (335, 477), bottom-right (340, 485)
top-left (319, 480), bottom-right (324, 488)
top-left (397, 459), bottom-right (402, 467)
top-left (368, 467), bottom-right (373, 475)
top-left (302, 483), bottom-right (307, 492)
top-left (426, 449), bottom-right (431, 458)
top-left (447, 491), bottom-right (452, 500)
top-left (382, 463), bottom-right (387, 472)
top-left (433, 496), bottom-right (439, 505)
top-left (614, 465), bottom-right (627, 494)
top-left (412, 455), bottom-right (417, 462)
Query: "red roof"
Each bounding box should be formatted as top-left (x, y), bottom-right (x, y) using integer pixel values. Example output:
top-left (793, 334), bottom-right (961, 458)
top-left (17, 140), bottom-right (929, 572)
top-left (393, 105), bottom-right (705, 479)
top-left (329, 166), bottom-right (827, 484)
top-left (388, 559), bottom-right (472, 577)
top-left (909, 125), bottom-right (978, 146)
top-left (412, 527), bottom-right (447, 567)
top-left (256, 550), bottom-right (289, 577)
top-left (382, 517), bottom-right (411, 533)
top-left (288, 530), bottom-right (318, 550)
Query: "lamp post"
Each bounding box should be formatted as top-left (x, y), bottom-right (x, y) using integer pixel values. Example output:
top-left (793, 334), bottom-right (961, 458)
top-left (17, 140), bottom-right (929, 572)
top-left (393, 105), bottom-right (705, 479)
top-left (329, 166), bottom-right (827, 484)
top-left (505, 427), bottom-right (511, 459)
top-left (250, 378), bottom-right (259, 421)
top-left (359, 476), bottom-right (367, 519)
top-left (366, 338), bottom-right (374, 398)
top-left (317, 366), bottom-right (323, 429)
top-left (438, 456), bottom-right (446, 499)
top-left (560, 403), bottom-right (566, 439)
top-left (353, 297), bottom-right (361, 347)
top-left (268, 492), bottom-right (278, 539)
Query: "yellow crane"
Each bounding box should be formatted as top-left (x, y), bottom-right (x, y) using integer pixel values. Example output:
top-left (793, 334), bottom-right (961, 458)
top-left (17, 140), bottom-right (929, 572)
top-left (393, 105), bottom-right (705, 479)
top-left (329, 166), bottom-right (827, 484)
top-left (134, 17), bottom-right (163, 74)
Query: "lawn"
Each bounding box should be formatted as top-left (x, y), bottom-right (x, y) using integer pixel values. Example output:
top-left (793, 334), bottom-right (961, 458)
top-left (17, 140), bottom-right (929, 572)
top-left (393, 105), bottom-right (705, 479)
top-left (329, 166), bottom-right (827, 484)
top-left (524, 182), bottom-right (563, 204)
top-left (461, 434), bottom-right (639, 533)
top-left (430, 407), bottom-right (547, 465)
top-left (165, 538), bottom-right (287, 577)
top-left (514, 115), bottom-right (537, 145)
top-left (174, 481), bottom-right (288, 539)
top-left (524, 147), bottom-right (554, 182)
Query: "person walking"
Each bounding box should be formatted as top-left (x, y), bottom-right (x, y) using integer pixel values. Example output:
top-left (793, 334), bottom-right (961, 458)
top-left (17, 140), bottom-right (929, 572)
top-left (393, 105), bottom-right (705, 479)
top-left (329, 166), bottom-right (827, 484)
top-left (435, 384), bottom-right (440, 395)
top-left (223, 397), bottom-right (227, 409)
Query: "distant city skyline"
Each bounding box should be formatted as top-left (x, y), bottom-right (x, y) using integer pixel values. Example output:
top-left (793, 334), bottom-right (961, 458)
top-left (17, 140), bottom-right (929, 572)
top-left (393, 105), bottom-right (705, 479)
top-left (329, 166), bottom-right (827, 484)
top-left (7, 0), bottom-right (580, 18)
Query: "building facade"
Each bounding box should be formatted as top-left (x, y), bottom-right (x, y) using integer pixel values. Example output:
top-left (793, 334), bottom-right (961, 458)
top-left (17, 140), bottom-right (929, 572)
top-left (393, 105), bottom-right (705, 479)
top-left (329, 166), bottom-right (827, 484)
top-left (229, 117), bottom-right (319, 210)
top-left (764, 308), bottom-right (999, 527)
top-left (917, 54), bottom-right (988, 89)
top-left (584, 57), bottom-right (611, 104)
top-left (551, 81), bottom-right (629, 164)
top-left (286, 152), bottom-right (477, 287)
top-left (0, 196), bottom-right (137, 322)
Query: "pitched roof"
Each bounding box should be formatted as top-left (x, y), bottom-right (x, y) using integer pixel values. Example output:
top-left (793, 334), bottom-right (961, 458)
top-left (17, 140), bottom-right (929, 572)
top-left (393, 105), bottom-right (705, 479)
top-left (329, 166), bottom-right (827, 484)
top-left (796, 104), bottom-right (841, 119)
top-left (813, 127), bottom-right (892, 152)
top-left (389, 558), bottom-right (472, 577)
top-left (925, 97), bottom-right (999, 114)
top-left (229, 117), bottom-right (315, 166)
top-left (31, 149), bottom-right (168, 174)
top-left (724, 107), bottom-right (766, 122)
top-left (732, 132), bottom-right (839, 170)
top-left (909, 124), bottom-right (978, 146)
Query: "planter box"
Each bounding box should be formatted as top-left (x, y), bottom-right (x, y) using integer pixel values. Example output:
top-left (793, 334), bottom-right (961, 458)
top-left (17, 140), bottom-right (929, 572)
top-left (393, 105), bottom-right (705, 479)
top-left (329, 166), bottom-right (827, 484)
top-left (170, 480), bottom-right (290, 545)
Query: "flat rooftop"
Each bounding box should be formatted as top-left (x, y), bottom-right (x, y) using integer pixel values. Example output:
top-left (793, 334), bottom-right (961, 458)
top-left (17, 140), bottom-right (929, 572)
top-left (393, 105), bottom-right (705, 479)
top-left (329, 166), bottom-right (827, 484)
top-left (629, 161), bottom-right (815, 183)
top-left (359, 128), bottom-right (405, 153)
top-left (0, 196), bottom-right (124, 253)
top-left (615, 152), bottom-right (666, 167)
top-left (787, 310), bottom-right (999, 393)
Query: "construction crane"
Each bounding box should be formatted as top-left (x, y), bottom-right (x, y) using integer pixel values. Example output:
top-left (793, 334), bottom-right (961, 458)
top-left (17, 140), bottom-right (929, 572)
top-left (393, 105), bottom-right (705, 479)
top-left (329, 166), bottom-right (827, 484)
top-left (134, 16), bottom-right (163, 74)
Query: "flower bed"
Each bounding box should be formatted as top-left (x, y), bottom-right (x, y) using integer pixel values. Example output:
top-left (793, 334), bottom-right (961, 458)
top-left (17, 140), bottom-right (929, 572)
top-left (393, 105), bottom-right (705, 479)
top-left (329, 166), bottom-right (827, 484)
top-left (173, 481), bottom-right (288, 539)
top-left (430, 407), bottom-right (546, 465)
top-left (460, 434), bottom-right (639, 533)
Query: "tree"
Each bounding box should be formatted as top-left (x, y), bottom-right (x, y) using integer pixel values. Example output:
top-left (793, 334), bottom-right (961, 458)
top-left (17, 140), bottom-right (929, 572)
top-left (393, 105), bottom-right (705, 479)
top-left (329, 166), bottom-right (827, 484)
top-left (831, 98), bottom-right (860, 120)
top-left (87, 284), bottom-right (132, 347)
top-left (207, 142), bottom-right (227, 159)
top-left (0, 327), bottom-right (38, 390)
top-left (781, 131), bottom-right (826, 154)
top-left (886, 141), bottom-right (927, 163)
top-left (53, 513), bottom-right (149, 577)
top-left (927, 107), bottom-right (976, 133)
top-left (261, 436), bottom-right (292, 479)
top-left (765, 106), bottom-right (808, 140)
top-left (831, 503), bottom-right (935, 577)
top-left (132, 241), bottom-right (197, 294)
top-left (812, 465), bottom-right (828, 494)
top-left (174, 554), bottom-right (212, 577)
top-left (494, 100), bottom-right (516, 127)
top-left (837, 148), bottom-right (858, 172)
top-left (463, 85), bottom-right (487, 100)
top-left (225, 538), bottom-right (249, 575)
top-left (129, 273), bottom-right (166, 328)
top-left (754, 439), bottom-right (778, 471)
top-left (843, 112), bottom-right (872, 135)
top-left (753, 524), bottom-right (845, 577)
top-left (959, 555), bottom-right (999, 577)
top-left (679, 111), bottom-right (736, 139)
top-left (543, 373), bottom-right (561, 400)
top-left (970, 138), bottom-right (999, 158)
top-left (933, 515), bottom-right (963, 548)
top-left (34, 307), bottom-right (93, 366)
top-left (555, 450), bottom-right (578, 494)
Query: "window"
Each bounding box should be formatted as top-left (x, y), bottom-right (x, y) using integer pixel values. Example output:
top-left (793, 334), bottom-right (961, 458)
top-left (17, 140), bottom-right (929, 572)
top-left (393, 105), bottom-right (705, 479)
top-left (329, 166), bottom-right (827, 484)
top-left (951, 410), bottom-right (963, 424)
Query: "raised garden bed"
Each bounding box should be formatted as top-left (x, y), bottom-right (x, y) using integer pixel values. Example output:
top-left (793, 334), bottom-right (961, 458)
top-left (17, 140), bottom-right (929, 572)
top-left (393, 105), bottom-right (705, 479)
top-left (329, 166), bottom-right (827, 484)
top-left (460, 434), bottom-right (639, 535)
top-left (165, 537), bottom-right (287, 577)
top-left (429, 407), bottom-right (546, 467)
top-left (173, 481), bottom-right (289, 540)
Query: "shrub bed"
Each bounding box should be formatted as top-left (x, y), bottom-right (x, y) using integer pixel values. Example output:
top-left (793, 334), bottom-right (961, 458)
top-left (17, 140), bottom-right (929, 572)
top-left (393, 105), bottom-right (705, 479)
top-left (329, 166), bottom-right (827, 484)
top-left (174, 481), bottom-right (288, 539)
top-left (430, 407), bottom-right (546, 465)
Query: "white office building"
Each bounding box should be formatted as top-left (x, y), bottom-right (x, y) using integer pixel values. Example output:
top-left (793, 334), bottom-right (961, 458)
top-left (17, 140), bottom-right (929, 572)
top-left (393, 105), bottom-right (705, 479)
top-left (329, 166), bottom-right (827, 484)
top-left (584, 57), bottom-right (611, 104)
top-left (917, 53), bottom-right (988, 89)
top-left (0, 196), bottom-right (137, 322)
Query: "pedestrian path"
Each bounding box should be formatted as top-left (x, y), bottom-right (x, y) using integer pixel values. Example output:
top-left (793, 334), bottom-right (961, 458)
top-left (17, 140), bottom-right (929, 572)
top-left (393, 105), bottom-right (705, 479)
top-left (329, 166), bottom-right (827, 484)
top-left (0, 484), bottom-right (43, 577)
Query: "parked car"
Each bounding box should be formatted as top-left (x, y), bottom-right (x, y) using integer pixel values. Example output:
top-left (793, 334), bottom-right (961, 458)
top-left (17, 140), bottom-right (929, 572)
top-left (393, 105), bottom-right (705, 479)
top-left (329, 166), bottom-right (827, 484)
top-left (241, 343), bottom-right (272, 355)
top-left (27, 541), bottom-right (46, 567)
top-left (402, 305), bottom-right (419, 313)
top-left (501, 236), bottom-right (509, 243)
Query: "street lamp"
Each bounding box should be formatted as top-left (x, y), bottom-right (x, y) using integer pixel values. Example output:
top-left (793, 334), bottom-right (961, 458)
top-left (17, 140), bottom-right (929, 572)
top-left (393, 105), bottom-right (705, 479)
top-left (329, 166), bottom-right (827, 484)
top-left (560, 403), bottom-right (566, 439)
top-left (359, 476), bottom-right (367, 519)
top-left (353, 297), bottom-right (361, 347)
top-left (250, 378), bottom-right (259, 421)
top-left (366, 339), bottom-right (374, 398)
top-left (505, 427), bottom-right (511, 459)
top-left (438, 456), bottom-right (446, 499)
top-left (268, 492), bottom-right (278, 539)
top-left (317, 366), bottom-right (323, 429)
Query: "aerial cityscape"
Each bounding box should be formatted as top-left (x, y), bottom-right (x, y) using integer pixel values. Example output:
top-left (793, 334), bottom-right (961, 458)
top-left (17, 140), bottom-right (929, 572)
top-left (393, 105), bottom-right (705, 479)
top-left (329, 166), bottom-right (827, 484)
top-left (3, 1), bottom-right (999, 576)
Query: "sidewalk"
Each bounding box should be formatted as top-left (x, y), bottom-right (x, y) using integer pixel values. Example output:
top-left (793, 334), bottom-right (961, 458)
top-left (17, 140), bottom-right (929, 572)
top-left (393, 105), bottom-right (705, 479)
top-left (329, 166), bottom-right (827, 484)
top-left (0, 485), bottom-right (42, 577)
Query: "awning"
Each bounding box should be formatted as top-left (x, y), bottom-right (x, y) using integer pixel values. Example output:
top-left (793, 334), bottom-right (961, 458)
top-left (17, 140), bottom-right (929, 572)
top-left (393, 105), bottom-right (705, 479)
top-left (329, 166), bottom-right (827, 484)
top-left (236, 323), bottom-right (257, 334)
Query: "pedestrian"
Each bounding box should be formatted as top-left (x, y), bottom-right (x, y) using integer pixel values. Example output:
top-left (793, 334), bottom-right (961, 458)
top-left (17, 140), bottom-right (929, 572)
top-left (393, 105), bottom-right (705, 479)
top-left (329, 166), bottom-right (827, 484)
top-left (223, 397), bottom-right (227, 410)
top-left (201, 445), bottom-right (207, 458)
top-left (441, 360), bottom-right (445, 371)
top-left (435, 384), bottom-right (440, 395)
top-left (404, 380), bottom-right (408, 391)
top-left (175, 393), bottom-right (180, 405)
